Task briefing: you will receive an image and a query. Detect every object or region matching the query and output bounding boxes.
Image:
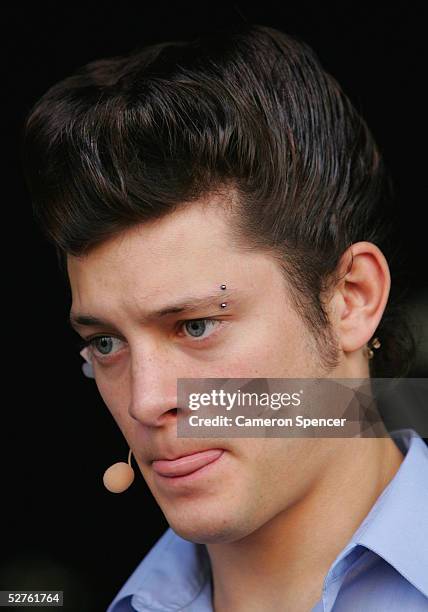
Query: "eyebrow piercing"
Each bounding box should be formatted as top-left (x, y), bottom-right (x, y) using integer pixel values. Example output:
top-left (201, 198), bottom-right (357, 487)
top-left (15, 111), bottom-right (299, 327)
top-left (219, 284), bottom-right (227, 308)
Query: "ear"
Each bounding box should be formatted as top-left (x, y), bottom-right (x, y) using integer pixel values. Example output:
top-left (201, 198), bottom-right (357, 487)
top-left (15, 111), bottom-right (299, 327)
top-left (328, 242), bottom-right (391, 353)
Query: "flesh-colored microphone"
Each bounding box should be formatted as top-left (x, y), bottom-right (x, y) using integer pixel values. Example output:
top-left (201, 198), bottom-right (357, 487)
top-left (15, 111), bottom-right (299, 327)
top-left (103, 448), bottom-right (135, 493)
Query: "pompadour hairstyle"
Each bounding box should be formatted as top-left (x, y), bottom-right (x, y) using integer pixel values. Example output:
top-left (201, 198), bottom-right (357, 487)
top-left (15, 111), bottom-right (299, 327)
top-left (21, 23), bottom-right (415, 377)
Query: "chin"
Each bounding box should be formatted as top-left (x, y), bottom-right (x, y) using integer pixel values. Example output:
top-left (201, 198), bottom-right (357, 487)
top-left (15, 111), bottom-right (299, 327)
top-left (165, 508), bottom-right (253, 545)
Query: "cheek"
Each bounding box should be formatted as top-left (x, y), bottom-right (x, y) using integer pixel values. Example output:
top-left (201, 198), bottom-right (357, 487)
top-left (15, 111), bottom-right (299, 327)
top-left (226, 442), bottom-right (293, 519)
top-left (95, 375), bottom-right (129, 424)
top-left (242, 440), bottom-right (309, 490)
top-left (226, 317), bottom-right (309, 378)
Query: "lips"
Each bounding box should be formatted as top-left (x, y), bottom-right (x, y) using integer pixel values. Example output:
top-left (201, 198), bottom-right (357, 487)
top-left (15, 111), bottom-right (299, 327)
top-left (152, 448), bottom-right (224, 477)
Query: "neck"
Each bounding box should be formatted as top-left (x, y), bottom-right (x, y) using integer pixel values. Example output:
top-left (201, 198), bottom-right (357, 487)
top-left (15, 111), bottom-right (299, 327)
top-left (206, 435), bottom-right (404, 612)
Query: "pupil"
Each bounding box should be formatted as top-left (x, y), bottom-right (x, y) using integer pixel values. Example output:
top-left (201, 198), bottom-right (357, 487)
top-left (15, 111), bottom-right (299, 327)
top-left (186, 320), bottom-right (205, 337)
top-left (97, 337), bottom-right (113, 354)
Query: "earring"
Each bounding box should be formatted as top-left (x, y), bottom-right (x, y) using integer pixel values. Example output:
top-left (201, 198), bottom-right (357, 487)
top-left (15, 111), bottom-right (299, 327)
top-left (371, 337), bottom-right (381, 349)
top-left (103, 448), bottom-right (135, 493)
top-left (366, 337), bottom-right (381, 360)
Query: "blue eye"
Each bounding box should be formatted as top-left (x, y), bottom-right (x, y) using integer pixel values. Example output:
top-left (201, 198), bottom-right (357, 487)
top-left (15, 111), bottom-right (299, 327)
top-left (93, 337), bottom-right (113, 354)
top-left (78, 319), bottom-right (223, 362)
top-left (87, 336), bottom-right (125, 358)
top-left (182, 319), bottom-right (220, 340)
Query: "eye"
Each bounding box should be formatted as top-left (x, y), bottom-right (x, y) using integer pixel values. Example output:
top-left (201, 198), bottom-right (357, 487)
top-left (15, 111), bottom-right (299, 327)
top-left (181, 318), bottom-right (222, 341)
top-left (85, 336), bottom-right (125, 359)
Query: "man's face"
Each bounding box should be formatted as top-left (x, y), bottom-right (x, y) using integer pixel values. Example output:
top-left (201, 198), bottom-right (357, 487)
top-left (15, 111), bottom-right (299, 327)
top-left (68, 196), bottom-right (345, 544)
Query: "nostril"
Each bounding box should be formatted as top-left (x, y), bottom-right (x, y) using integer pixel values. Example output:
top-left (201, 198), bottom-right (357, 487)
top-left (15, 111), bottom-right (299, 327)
top-left (159, 407), bottom-right (178, 425)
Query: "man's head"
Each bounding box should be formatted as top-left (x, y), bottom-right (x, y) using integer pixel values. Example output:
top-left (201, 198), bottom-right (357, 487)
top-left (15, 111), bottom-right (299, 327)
top-left (66, 196), bottom-right (391, 542)
top-left (22, 24), bottom-right (414, 541)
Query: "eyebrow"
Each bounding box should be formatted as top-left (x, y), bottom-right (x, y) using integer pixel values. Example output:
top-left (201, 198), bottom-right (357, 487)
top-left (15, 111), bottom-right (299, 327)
top-left (69, 290), bottom-right (235, 331)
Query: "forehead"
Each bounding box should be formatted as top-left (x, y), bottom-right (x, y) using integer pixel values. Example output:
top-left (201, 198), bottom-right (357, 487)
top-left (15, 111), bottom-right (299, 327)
top-left (66, 198), bottom-right (279, 305)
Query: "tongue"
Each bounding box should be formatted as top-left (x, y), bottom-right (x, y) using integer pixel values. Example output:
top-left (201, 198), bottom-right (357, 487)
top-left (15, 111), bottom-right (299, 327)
top-left (152, 449), bottom-right (223, 477)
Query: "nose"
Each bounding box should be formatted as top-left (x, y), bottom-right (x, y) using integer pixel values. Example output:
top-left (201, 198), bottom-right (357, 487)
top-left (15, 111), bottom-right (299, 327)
top-left (127, 346), bottom-right (179, 428)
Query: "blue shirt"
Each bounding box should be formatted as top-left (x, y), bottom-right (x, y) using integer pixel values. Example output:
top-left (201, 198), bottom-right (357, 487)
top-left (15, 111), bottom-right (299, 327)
top-left (107, 429), bottom-right (428, 611)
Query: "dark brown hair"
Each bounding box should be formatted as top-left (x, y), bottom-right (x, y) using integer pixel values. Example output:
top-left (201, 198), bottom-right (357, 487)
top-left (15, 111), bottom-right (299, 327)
top-left (21, 23), bottom-right (415, 376)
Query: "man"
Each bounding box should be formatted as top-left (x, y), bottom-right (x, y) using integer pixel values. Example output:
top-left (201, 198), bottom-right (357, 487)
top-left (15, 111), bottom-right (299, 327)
top-left (22, 24), bottom-right (427, 612)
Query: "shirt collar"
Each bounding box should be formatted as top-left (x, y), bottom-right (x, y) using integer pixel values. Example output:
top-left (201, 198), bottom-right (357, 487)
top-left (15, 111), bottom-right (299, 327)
top-left (108, 428), bottom-right (428, 611)
top-left (107, 527), bottom-right (212, 611)
top-left (321, 428), bottom-right (428, 606)
top-left (353, 428), bottom-right (428, 597)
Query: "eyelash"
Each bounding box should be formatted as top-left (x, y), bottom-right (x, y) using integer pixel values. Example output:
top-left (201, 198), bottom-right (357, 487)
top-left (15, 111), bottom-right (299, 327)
top-left (78, 318), bottom-right (224, 359)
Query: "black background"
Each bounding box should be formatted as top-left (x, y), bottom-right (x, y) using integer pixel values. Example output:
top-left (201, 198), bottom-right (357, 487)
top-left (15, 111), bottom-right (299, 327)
top-left (3, 3), bottom-right (427, 611)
